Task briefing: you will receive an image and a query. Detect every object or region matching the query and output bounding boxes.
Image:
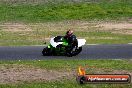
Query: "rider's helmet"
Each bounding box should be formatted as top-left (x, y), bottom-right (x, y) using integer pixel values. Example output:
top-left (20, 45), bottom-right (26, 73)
top-left (66, 29), bottom-right (73, 37)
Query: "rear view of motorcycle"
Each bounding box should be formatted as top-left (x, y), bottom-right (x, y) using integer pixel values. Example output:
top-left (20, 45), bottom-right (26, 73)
top-left (42, 36), bottom-right (86, 57)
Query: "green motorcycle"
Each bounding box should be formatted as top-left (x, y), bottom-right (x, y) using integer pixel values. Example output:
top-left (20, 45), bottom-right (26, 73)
top-left (42, 36), bottom-right (86, 57)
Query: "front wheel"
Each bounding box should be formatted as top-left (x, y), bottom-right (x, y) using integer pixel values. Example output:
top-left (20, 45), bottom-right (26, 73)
top-left (72, 47), bottom-right (82, 56)
top-left (66, 47), bottom-right (82, 57)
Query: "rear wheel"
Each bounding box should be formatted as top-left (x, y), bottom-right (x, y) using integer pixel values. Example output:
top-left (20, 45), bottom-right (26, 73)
top-left (42, 47), bottom-right (52, 56)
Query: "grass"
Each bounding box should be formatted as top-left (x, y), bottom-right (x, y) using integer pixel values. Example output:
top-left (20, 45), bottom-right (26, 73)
top-left (0, 0), bottom-right (131, 45)
top-left (0, 80), bottom-right (131, 88)
top-left (0, 29), bottom-right (132, 46)
top-left (0, 59), bottom-right (132, 88)
top-left (0, 59), bottom-right (132, 71)
top-left (0, 1), bottom-right (131, 22)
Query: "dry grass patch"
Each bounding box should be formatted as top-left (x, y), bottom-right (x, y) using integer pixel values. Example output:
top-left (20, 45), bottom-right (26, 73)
top-left (1, 21), bottom-right (132, 33)
top-left (0, 23), bottom-right (32, 32)
top-left (96, 22), bottom-right (132, 35)
top-left (0, 64), bottom-right (74, 84)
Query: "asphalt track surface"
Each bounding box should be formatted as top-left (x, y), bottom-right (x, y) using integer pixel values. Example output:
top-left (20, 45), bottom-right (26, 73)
top-left (0, 44), bottom-right (132, 60)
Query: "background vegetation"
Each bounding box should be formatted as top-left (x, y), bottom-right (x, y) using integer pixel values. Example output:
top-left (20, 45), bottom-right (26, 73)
top-left (0, 0), bottom-right (131, 22)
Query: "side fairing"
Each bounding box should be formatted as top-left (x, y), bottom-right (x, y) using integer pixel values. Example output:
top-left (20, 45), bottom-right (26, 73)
top-left (50, 37), bottom-right (63, 48)
top-left (50, 37), bottom-right (86, 48)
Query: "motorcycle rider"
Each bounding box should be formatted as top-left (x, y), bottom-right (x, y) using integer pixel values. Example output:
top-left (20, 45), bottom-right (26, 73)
top-left (64, 29), bottom-right (78, 55)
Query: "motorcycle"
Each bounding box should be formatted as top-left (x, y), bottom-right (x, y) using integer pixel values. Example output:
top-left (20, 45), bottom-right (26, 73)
top-left (42, 36), bottom-right (86, 57)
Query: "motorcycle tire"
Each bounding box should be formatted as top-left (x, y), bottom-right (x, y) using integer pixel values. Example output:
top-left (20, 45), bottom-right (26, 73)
top-left (66, 52), bottom-right (73, 57)
top-left (42, 47), bottom-right (52, 56)
top-left (71, 47), bottom-right (82, 56)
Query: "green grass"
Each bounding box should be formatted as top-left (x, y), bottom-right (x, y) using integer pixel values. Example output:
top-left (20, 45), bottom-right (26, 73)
top-left (0, 59), bottom-right (132, 71)
top-left (0, 30), bottom-right (132, 46)
top-left (0, 80), bottom-right (131, 88)
top-left (0, 59), bottom-right (132, 88)
top-left (0, 1), bottom-right (131, 22)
